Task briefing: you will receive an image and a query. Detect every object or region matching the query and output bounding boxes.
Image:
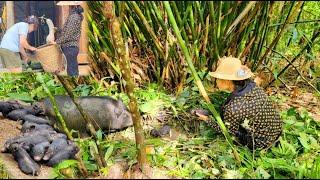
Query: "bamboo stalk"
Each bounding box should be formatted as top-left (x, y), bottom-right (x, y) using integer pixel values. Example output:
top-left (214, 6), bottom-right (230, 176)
top-left (286, 2), bottom-right (305, 47)
top-left (106, 1), bottom-right (147, 172)
top-left (150, 2), bottom-right (168, 33)
top-left (201, 15), bottom-right (210, 55)
top-left (36, 74), bottom-right (88, 177)
top-left (209, 1), bottom-right (220, 60)
top-left (254, 2), bottom-right (270, 65)
top-left (217, 1), bottom-right (222, 41)
top-left (164, 2), bottom-right (210, 103)
top-left (225, 1), bottom-right (257, 37)
top-left (268, 30), bottom-right (320, 86)
top-left (164, 1), bottom-right (241, 165)
top-left (129, 1), bottom-right (165, 60)
top-left (55, 76), bottom-right (106, 168)
top-left (254, 1), bottom-right (304, 70)
top-left (171, 1), bottom-right (190, 45)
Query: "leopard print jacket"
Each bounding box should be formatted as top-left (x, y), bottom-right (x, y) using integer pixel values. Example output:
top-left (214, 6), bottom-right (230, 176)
top-left (56, 10), bottom-right (83, 48)
top-left (207, 83), bottom-right (283, 150)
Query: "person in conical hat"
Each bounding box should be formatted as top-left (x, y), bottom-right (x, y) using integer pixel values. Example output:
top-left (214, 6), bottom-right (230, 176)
top-left (205, 56), bottom-right (282, 150)
top-left (53, 1), bottom-right (84, 76)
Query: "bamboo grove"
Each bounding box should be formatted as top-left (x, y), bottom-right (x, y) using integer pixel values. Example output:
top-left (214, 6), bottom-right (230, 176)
top-left (87, 1), bottom-right (320, 93)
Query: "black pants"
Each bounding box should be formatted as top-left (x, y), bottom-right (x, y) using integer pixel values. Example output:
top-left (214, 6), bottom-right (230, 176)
top-left (61, 46), bottom-right (79, 77)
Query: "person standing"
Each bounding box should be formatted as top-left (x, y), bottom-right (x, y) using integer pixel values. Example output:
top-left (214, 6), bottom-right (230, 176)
top-left (0, 15), bottom-right (39, 73)
top-left (55, 1), bottom-right (84, 77)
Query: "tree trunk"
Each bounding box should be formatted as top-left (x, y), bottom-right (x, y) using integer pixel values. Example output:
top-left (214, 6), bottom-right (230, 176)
top-left (6, 1), bottom-right (14, 28)
top-left (103, 1), bottom-right (147, 172)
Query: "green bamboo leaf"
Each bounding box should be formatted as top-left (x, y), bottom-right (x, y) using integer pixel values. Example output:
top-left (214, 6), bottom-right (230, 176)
top-left (96, 129), bottom-right (103, 141)
top-left (298, 132), bottom-right (310, 151)
top-left (55, 160), bottom-right (79, 169)
top-left (104, 144), bottom-right (114, 162)
top-left (255, 166), bottom-right (271, 179)
top-left (84, 161), bottom-right (98, 171)
top-left (89, 141), bottom-right (99, 158)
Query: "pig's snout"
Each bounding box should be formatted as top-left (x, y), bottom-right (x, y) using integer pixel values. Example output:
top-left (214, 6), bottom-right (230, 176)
top-left (124, 112), bottom-right (133, 127)
top-left (33, 155), bottom-right (42, 161)
top-left (118, 111), bottom-right (133, 128)
top-left (110, 111), bottom-right (133, 130)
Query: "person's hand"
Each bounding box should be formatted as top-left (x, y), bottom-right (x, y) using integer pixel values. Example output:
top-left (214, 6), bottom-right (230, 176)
top-left (21, 54), bottom-right (28, 61)
top-left (22, 56), bottom-right (29, 63)
top-left (190, 108), bottom-right (210, 121)
top-left (29, 47), bottom-right (37, 51)
top-left (51, 41), bottom-right (57, 44)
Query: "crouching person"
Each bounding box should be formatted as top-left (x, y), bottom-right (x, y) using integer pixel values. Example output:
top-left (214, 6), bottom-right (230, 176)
top-left (0, 15), bottom-right (39, 73)
top-left (200, 56), bottom-right (283, 150)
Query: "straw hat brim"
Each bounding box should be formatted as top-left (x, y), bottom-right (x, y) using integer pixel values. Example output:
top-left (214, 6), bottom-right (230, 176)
top-left (56, 1), bottom-right (83, 6)
top-left (209, 65), bottom-right (253, 80)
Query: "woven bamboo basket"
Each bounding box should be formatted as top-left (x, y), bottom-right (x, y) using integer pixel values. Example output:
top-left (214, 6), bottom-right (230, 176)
top-left (35, 44), bottom-right (65, 73)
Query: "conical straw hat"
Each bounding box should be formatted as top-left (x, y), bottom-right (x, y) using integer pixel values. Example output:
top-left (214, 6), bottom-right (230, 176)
top-left (209, 56), bottom-right (253, 80)
top-left (56, 1), bottom-right (83, 6)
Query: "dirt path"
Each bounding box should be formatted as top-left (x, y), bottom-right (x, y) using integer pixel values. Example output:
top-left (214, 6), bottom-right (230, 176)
top-left (267, 87), bottom-right (320, 121)
top-left (0, 117), bottom-right (53, 179)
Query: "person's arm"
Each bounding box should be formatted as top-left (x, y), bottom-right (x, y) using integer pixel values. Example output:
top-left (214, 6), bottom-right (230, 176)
top-left (19, 46), bottom-right (28, 62)
top-left (20, 35), bottom-right (37, 51)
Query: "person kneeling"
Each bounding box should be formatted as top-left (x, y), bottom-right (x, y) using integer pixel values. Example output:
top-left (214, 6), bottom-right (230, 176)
top-left (200, 56), bottom-right (282, 150)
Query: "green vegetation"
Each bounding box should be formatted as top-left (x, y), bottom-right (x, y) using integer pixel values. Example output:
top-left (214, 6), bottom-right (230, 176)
top-left (0, 73), bottom-right (319, 178)
top-left (0, 1), bottom-right (319, 179)
top-left (0, 158), bottom-right (10, 179)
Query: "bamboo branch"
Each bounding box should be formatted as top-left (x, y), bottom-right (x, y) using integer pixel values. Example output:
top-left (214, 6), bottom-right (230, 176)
top-left (36, 74), bottom-right (88, 177)
top-left (264, 46), bottom-right (320, 94)
top-left (268, 30), bottom-right (320, 86)
top-left (268, 19), bottom-right (320, 27)
top-left (254, 2), bottom-right (304, 71)
top-left (225, 1), bottom-right (257, 37)
top-left (55, 76), bottom-right (106, 168)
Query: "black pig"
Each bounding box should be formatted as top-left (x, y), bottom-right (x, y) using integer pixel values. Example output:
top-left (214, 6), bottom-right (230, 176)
top-left (0, 101), bottom-right (23, 117)
top-left (43, 138), bottom-right (68, 161)
top-left (20, 114), bottom-right (52, 125)
top-left (3, 131), bottom-right (66, 153)
top-left (11, 143), bottom-right (40, 176)
top-left (30, 141), bottom-right (51, 161)
top-left (21, 121), bottom-right (54, 133)
top-left (35, 96), bottom-right (133, 136)
top-left (6, 109), bottom-right (33, 121)
top-left (46, 144), bottom-right (79, 167)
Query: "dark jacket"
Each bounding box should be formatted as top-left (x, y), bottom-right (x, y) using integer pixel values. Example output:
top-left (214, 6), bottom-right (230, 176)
top-left (56, 10), bottom-right (83, 48)
top-left (207, 81), bottom-right (282, 149)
